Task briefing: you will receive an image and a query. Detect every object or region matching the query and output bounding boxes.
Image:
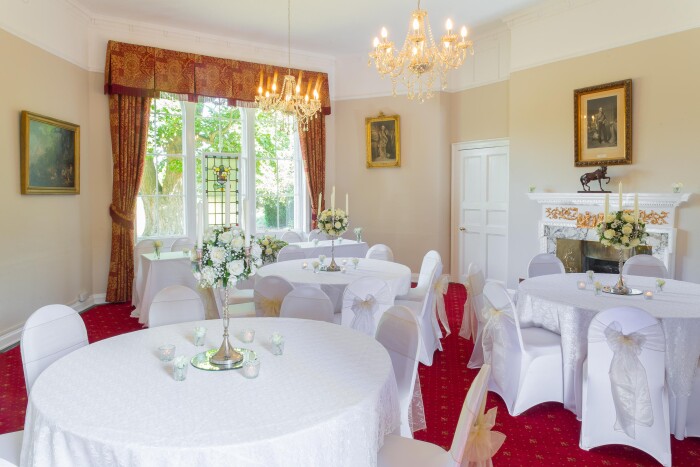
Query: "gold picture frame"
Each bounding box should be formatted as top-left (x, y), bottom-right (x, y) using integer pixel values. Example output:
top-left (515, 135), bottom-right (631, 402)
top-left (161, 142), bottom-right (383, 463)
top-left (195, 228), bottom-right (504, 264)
top-left (574, 79), bottom-right (632, 167)
top-left (366, 113), bottom-right (400, 168)
top-left (20, 111), bottom-right (80, 194)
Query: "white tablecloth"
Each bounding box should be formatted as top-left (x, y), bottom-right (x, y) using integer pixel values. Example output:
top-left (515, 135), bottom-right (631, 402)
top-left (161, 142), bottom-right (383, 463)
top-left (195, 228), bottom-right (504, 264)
top-left (517, 273), bottom-right (700, 436)
top-left (21, 318), bottom-right (400, 467)
top-left (256, 257), bottom-right (411, 313)
top-left (287, 239), bottom-right (369, 259)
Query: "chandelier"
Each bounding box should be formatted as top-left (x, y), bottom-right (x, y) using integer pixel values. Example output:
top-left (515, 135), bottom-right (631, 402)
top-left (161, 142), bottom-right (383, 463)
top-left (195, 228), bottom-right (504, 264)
top-left (368, 0), bottom-right (474, 102)
top-left (255, 0), bottom-right (321, 131)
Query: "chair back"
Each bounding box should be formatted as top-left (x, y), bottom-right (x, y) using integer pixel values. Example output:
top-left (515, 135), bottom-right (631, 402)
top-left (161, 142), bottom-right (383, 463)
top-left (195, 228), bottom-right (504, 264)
top-left (449, 364), bottom-right (493, 463)
top-left (307, 229), bottom-right (330, 242)
top-left (622, 254), bottom-right (668, 278)
top-left (133, 239), bottom-right (156, 276)
top-left (482, 282), bottom-right (523, 352)
top-left (20, 304), bottom-right (88, 394)
top-left (341, 277), bottom-right (394, 335)
top-left (148, 285), bottom-right (205, 327)
top-left (276, 245), bottom-right (307, 262)
top-left (254, 275), bottom-right (295, 317)
top-left (414, 250), bottom-right (442, 295)
top-left (171, 237), bottom-right (195, 252)
top-left (466, 262), bottom-right (486, 313)
top-left (365, 244), bottom-right (394, 261)
top-left (528, 253), bottom-right (566, 277)
top-left (280, 230), bottom-right (303, 243)
top-left (280, 286), bottom-right (334, 322)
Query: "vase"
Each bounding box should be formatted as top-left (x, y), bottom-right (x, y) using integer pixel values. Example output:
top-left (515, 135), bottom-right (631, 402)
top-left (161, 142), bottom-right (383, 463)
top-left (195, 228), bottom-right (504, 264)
top-left (209, 283), bottom-right (243, 366)
top-left (611, 248), bottom-right (631, 295)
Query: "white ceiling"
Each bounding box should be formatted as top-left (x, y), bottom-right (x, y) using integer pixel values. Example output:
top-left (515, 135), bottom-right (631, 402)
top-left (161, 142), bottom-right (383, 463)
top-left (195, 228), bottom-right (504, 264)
top-left (72, 0), bottom-right (544, 56)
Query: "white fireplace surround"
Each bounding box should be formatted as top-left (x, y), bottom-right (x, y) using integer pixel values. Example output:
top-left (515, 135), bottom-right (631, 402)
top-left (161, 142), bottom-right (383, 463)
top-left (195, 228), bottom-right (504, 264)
top-left (527, 192), bottom-right (691, 279)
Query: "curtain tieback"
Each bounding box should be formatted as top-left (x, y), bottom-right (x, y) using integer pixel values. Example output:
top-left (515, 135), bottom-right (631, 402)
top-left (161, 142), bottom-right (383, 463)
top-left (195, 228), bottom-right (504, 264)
top-left (109, 204), bottom-right (134, 228)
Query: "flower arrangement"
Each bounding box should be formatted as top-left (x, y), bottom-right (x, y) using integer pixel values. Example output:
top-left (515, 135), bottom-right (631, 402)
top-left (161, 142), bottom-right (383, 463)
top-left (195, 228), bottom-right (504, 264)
top-left (318, 208), bottom-right (349, 237)
top-left (257, 235), bottom-right (288, 265)
top-left (672, 182), bottom-right (683, 193)
top-left (353, 227), bottom-right (363, 242)
top-left (597, 211), bottom-right (647, 250)
top-left (195, 226), bottom-right (262, 288)
top-left (656, 278), bottom-right (666, 292)
top-left (153, 239), bottom-right (163, 258)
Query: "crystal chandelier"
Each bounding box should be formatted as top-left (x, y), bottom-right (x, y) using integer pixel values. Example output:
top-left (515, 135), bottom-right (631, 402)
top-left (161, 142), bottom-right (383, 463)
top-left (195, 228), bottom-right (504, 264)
top-left (255, 0), bottom-right (321, 131)
top-left (368, 0), bottom-right (474, 102)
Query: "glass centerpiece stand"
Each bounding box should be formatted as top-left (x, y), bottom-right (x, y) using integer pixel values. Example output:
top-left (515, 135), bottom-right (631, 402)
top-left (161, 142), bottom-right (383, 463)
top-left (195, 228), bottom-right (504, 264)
top-left (318, 207), bottom-right (349, 272)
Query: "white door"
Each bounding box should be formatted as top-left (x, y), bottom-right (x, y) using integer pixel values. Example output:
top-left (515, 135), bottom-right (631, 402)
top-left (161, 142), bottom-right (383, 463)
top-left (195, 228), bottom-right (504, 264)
top-left (451, 139), bottom-right (509, 284)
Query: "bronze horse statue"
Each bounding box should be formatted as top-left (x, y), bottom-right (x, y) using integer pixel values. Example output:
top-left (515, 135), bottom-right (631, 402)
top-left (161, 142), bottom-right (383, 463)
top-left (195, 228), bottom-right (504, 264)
top-left (580, 166), bottom-right (611, 192)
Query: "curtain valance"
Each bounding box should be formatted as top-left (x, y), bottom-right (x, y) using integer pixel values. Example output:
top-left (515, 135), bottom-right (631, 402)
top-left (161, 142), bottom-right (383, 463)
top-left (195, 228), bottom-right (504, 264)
top-left (104, 40), bottom-right (332, 115)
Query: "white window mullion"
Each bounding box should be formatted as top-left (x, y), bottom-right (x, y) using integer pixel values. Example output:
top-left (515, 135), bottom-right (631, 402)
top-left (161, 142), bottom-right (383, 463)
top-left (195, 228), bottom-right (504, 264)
top-left (243, 108), bottom-right (257, 236)
top-left (182, 102), bottom-right (197, 243)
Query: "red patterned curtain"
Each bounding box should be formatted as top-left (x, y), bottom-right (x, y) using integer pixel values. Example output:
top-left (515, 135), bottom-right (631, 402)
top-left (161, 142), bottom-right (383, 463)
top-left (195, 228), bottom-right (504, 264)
top-left (298, 116), bottom-right (326, 229)
top-left (105, 94), bottom-right (152, 302)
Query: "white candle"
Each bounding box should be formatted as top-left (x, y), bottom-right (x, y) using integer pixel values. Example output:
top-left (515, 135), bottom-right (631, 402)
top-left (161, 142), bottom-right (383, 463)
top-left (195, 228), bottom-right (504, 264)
top-left (618, 182), bottom-right (622, 210)
top-left (225, 181), bottom-right (231, 226)
top-left (331, 185), bottom-right (335, 212)
top-left (577, 281), bottom-right (586, 290)
top-left (604, 193), bottom-right (609, 220)
top-left (346, 193), bottom-right (349, 215)
top-left (643, 290), bottom-right (654, 300)
top-left (318, 192), bottom-right (322, 212)
top-left (240, 196), bottom-right (246, 231)
top-left (634, 193), bottom-right (639, 221)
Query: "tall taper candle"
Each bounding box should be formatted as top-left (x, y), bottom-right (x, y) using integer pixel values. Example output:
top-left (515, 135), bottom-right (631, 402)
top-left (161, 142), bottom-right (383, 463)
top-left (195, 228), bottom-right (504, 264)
top-left (331, 186), bottom-right (335, 212)
top-left (618, 182), bottom-right (622, 210)
top-left (225, 181), bottom-right (231, 226)
top-left (604, 193), bottom-right (609, 220)
top-left (318, 192), bottom-right (322, 213)
top-left (346, 193), bottom-right (349, 215)
top-left (634, 193), bottom-right (639, 221)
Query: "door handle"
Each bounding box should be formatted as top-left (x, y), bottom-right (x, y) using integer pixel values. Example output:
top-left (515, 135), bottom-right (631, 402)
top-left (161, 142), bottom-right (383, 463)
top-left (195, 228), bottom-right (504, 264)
top-left (459, 227), bottom-right (467, 232)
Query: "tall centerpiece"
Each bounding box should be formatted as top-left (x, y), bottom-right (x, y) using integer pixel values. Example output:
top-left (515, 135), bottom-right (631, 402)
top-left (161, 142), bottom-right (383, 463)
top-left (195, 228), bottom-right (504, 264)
top-left (318, 207), bottom-right (349, 272)
top-left (257, 235), bottom-right (288, 265)
top-left (194, 225), bottom-right (262, 366)
top-left (597, 189), bottom-right (647, 295)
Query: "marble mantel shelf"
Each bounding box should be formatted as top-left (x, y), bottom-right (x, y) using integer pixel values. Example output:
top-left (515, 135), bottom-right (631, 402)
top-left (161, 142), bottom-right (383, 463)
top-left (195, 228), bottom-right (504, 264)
top-left (526, 192), bottom-right (691, 209)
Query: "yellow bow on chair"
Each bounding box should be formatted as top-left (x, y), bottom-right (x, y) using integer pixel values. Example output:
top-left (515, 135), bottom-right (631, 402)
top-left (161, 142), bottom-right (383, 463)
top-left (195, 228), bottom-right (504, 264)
top-left (259, 297), bottom-right (282, 317)
top-left (464, 404), bottom-right (506, 467)
top-left (434, 274), bottom-right (451, 336)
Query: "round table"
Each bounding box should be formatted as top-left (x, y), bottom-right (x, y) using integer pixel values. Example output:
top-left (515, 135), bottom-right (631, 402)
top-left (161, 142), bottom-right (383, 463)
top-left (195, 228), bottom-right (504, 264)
top-left (256, 257), bottom-right (412, 312)
top-left (21, 318), bottom-right (400, 466)
top-left (517, 273), bottom-right (700, 439)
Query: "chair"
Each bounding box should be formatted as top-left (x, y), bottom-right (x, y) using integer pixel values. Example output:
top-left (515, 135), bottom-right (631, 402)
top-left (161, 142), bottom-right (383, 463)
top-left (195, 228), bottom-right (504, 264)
top-left (307, 229), bottom-right (330, 242)
top-left (280, 286), bottom-right (334, 322)
top-left (671, 360), bottom-right (700, 437)
top-left (131, 239), bottom-right (157, 307)
top-left (375, 305), bottom-right (421, 438)
top-left (276, 245), bottom-right (307, 262)
top-left (341, 277), bottom-right (394, 336)
top-left (0, 431), bottom-right (22, 466)
top-left (378, 365), bottom-right (493, 467)
top-left (482, 282), bottom-right (564, 416)
top-left (622, 254), bottom-right (669, 278)
top-left (366, 244), bottom-right (394, 261)
top-left (148, 285), bottom-right (205, 327)
top-left (527, 253), bottom-right (565, 277)
top-left (280, 230), bottom-right (303, 243)
top-left (395, 250), bottom-right (442, 302)
top-left (170, 237), bottom-right (195, 252)
top-left (460, 263), bottom-right (487, 369)
top-left (580, 306), bottom-right (670, 466)
top-left (253, 275), bottom-right (295, 317)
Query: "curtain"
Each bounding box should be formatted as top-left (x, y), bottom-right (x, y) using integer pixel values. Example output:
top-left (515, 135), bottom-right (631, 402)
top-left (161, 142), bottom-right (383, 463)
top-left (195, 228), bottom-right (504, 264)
top-left (298, 116), bottom-right (326, 229)
top-left (106, 94), bottom-right (152, 303)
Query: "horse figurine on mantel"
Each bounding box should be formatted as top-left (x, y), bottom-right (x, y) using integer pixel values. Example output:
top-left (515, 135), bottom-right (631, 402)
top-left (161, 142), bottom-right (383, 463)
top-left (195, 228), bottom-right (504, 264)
top-left (579, 166), bottom-right (611, 192)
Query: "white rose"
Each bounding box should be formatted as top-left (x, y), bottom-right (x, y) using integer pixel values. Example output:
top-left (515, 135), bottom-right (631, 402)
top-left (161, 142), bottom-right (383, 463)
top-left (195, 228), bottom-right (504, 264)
top-left (209, 246), bottom-right (227, 264)
top-left (630, 238), bottom-right (641, 247)
top-left (329, 229), bottom-right (336, 236)
top-left (620, 236), bottom-right (630, 245)
top-left (601, 239), bottom-right (611, 246)
top-left (334, 221), bottom-right (341, 229)
top-left (265, 248), bottom-right (273, 255)
top-left (250, 244), bottom-right (262, 257)
top-left (603, 229), bottom-right (616, 239)
top-left (204, 227), bottom-right (217, 243)
top-left (232, 236), bottom-right (245, 249)
top-left (248, 263), bottom-right (257, 276)
top-left (622, 214), bottom-right (635, 223)
top-left (231, 227), bottom-right (242, 237)
top-left (227, 260), bottom-right (244, 276)
top-left (262, 239), bottom-right (270, 246)
top-left (621, 224), bottom-right (633, 235)
top-left (201, 266), bottom-right (218, 287)
top-left (219, 231), bottom-right (234, 244)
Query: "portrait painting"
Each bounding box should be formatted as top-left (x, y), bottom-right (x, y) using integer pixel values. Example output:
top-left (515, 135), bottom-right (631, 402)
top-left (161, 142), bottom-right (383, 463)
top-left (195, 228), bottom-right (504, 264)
top-left (366, 113), bottom-right (400, 168)
top-left (20, 111), bottom-right (80, 194)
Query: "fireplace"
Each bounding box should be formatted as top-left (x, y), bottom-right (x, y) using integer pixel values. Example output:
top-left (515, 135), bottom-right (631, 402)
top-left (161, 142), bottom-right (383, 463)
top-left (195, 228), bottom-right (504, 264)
top-left (555, 238), bottom-right (652, 274)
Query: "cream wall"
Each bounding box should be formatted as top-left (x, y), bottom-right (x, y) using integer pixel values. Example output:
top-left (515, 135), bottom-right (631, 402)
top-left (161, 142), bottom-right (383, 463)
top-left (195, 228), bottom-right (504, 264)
top-left (0, 29), bottom-right (92, 337)
top-left (508, 28), bottom-right (700, 287)
top-left (449, 80), bottom-right (509, 143)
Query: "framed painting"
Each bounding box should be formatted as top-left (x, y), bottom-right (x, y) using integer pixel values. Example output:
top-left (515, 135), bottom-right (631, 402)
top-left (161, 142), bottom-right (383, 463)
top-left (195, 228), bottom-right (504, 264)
top-left (366, 113), bottom-right (400, 168)
top-left (20, 111), bottom-right (80, 194)
top-left (574, 79), bottom-right (632, 167)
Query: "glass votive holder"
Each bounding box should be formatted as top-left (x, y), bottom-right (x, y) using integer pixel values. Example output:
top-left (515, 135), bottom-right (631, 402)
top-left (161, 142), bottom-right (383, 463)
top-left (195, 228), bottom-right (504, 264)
top-left (241, 328), bottom-right (255, 343)
top-left (655, 279), bottom-right (665, 293)
top-left (242, 358), bottom-right (260, 379)
top-left (643, 290), bottom-right (654, 300)
top-left (586, 270), bottom-right (595, 283)
top-left (312, 261), bottom-right (320, 273)
top-left (340, 266), bottom-right (346, 273)
top-left (193, 327), bottom-right (206, 346)
top-left (341, 258), bottom-right (348, 266)
top-left (301, 261), bottom-right (308, 269)
top-left (338, 237), bottom-right (344, 244)
top-left (352, 258), bottom-right (359, 269)
top-left (312, 238), bottom-right (319, 246)
top-left (270, 333), bottom-right (285, 356)
top-left (158, 344), bottom-right (176, 362)
top-left (593, 281), bottom-right (602, 296)
top-left (577, 281), bottom-right (587, 290)
top-left (318, 255), bottom-right (326, 265)
top-left (172, 356), bottom-right (188, 381)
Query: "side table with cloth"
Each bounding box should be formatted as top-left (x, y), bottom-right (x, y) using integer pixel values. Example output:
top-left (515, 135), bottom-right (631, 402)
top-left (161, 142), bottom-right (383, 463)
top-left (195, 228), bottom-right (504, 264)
top-left (517, 273), bottom-right (700, 440)
top-left (287, 239), bottom-right (369, 259)
top-left (21, 318), bottom-right (400, 467)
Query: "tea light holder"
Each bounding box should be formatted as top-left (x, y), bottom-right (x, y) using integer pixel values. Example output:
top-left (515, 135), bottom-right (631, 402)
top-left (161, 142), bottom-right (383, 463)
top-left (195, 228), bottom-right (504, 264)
top-left (270, 333), bottom-right (285, 356)
top-left (312, 261), bottom-right (320, 273)
top-left (158, 344), bottom-right (176, 362)
top-left (586, 270), bottom-right (595, 282)
top-left (193, 327), bottom-right (206, 346)
top-left (241, 329), bottom-right (255, 343)
top-left (172, 356), bottom-right (188, 381)
top-left (318, 255), bottom-right (326, 265)
top-left (643, 290), bottom-right (654, 300)
top-left (577, 281), bottom-right (587, 290)
top-left (242, 357), bottom-right (260, 379)
top-left (301, 261), bottom-right (308, 270)
top-left (352, 258), bottom-right (359, 269)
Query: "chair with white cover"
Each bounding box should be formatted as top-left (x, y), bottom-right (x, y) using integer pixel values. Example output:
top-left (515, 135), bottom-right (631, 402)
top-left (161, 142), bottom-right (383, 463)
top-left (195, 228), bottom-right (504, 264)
top-left (366, 244), bottom-right (394, 262)
top-left (280, 286), bottom-right (334, 322)
top-left (395, 250), bottom-right (442, 302)
top-left (482, 282), bottom-right (564, 416)
top-left (527, 253), bottom-right (565, 278)
top-left (280, 230), bottom-right (303, 243)
top-left (170, 237), bottom-right (195, 252)
top-left (341, 277), bottom-right (394, 336)
top-left (378, 364), bottom-right (503, 467)
top-left (253, 275), bottom-right (295, 317)
top-left (375, 305), bottom-right (421, 438)
top-left (670, 359), bottom-right (700, 438)
top-left (148, 285), bottom-right (205, 327)
top-left (307, 229), bottom-right (330, 242)
top-left (622, 254), bottom-right (668, 278)
top-left (579, 306), bottom-right (670, 466)
top-left (0, 432), bottom-right (22, 466)
top-left (131, 239), bottom-right (156, 308)
top-left (276, 245), bottom-right (307, 262)
top-left (460, 263), bottom-right (487, 369)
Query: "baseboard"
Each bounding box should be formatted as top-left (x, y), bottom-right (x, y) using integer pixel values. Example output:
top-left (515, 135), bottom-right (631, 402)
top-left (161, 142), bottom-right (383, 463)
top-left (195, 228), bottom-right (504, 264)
top-left (0, 325), bottom-right (23, 353)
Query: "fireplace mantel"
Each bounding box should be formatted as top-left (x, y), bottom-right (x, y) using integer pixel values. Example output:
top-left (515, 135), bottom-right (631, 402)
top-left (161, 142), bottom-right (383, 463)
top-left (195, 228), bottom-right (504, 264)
top-left (527, 192), bottom-right (690, 209)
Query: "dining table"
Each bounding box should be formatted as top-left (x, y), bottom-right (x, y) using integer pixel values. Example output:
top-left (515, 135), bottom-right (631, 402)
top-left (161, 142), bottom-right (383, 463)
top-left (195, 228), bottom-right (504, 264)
top-left (517, 272), bottom-right (700, 439)
top-left (20, 317), bottom-right (400, 466)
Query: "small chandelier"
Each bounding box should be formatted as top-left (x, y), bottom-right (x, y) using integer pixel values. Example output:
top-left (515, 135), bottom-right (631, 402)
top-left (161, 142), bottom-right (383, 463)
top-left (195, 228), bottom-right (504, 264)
top-left (255, 0), bottom-right (321, 131)
top-left (368, 0), bottom-right (474, 102)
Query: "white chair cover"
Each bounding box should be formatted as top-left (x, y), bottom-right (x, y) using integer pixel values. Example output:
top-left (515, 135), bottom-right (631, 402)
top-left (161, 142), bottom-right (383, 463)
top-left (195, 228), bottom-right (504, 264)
top-left (434, 274), bottom-right (451, 336)
top-left (254, 275), bottom-right (295, 317)
top-left (170, 237), bottom-right (195, 252)
top-left (280, 286), bottom-right (334, 322)
top-left (341, 277), bottom-right (394, 336)
top-left (395, 251), bottom-right (441, 302)
top-left (307, 229), bottom-right (330, 242)
top-left (462, 264), bottom-right (487, 368)
top-left (21, 304), bottom-right (88, 394)
top-left (148, 285), bottom-right (205, 327)
top-left (527, 253), bottom-right (565, 277)
top-left (365, 244), bottom-right (394, 262)
top-left (622, 254), bottom-right (669, 278)
top-left (276, 245), bottom-right (307, 262)
top-left (0, 430), bottom-right (23, 466)
top-left (131, 239), bottom-right (156, 308)
top-left (280, 230), bottom-right (304, 243)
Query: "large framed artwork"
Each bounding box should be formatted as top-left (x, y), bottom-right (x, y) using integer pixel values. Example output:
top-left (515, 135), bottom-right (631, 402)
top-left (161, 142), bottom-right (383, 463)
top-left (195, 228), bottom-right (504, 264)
top-left (366, 113), bottom-right (400, 168)
top-left (20, 111), bottom-right (80, 194)
top-left (574, 79), bottom-right (632, 167)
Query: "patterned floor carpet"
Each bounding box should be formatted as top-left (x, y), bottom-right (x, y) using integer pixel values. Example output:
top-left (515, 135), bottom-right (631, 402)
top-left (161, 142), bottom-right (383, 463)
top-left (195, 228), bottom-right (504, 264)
top-left (1, 286), bottom-right (699, 465)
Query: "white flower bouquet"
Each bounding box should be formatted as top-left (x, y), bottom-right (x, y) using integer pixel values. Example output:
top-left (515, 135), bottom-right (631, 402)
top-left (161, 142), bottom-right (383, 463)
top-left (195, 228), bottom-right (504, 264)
top-left (318, 208), bottom-right (349, 237)
top-left (596, 211), bottom-right (647, 250)
top-left (257, 235), bottom-right (288, 265)
top-left (195, 226), bottom-right (262, 288)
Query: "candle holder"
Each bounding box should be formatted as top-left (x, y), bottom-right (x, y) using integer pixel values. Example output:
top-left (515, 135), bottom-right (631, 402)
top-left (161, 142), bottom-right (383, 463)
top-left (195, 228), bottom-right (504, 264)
top-left (610, 249), bottom-right (630, 295)
top-left (210, 283), bottom-right (243, 367)
top-left (326, 236), bottom-right (342, 272)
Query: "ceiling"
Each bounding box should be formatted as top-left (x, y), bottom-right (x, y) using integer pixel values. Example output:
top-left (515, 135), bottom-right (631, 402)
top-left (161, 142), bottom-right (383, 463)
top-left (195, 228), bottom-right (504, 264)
top-left (73, 0), bottom-right (544, 56)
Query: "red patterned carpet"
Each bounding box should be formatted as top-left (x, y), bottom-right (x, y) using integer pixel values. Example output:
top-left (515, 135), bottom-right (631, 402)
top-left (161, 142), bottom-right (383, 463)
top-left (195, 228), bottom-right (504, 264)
top-left (1, 286), bottom-right (699, 466)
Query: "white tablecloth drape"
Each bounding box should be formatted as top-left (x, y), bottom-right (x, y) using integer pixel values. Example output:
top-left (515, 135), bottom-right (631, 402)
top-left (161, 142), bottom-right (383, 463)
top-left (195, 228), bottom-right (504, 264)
top-left (21, 318), bottom-right (400, 467)
top-left (287, 239), bottom-right (369, 259)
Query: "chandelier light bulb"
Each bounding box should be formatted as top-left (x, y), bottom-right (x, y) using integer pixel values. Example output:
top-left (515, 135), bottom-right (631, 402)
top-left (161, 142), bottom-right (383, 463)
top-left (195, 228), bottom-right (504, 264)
top-left (461, 26), bottom-right (468, 38)
top-left (313, 89), bottom-right (319, 99)
top-left (373, 37), bottom-right (380, 48)
top-left (445, 18), bottom-right (453, 32)
top-left (381, 27), bottom-right (388, 39)
top-left (413, 18), bottom-right (420, 31)
top-left (258, 85), bottom-right (263, 95)
top-left (272, 83), bottom-right (277, 92)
